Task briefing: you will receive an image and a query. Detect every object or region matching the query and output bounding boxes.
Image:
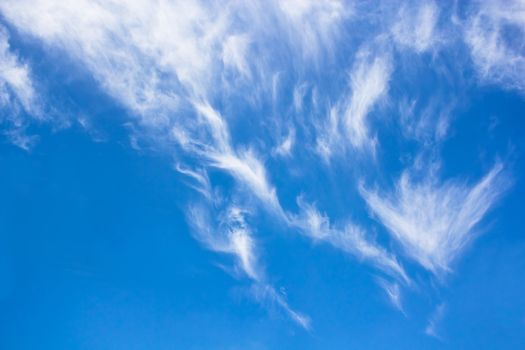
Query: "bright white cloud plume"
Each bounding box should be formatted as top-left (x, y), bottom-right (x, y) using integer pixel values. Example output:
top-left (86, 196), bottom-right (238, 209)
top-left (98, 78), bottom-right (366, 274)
top-left (361, 162), bottom-right (509, 274)
top-left (0, 0), bottom-right (341, 213)
top-left (0, 0), bottom-right (223, 115)
top-left (0, 0), bottom-right (349, 114)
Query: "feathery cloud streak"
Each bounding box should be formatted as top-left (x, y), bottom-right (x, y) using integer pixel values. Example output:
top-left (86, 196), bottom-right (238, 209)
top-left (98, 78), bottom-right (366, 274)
top-left (361, 162), bottom-right (510, 274)
top-left (0, 25), bottom-right (39, 149)
top-left (464, 0), bottom-right (525, 93)
top-left (187, 202), bottom-right (310, 329)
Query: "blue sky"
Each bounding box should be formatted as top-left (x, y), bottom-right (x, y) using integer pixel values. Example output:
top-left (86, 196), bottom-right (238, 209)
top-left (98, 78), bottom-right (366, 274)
top-left (0, 0), bottom-right (525, 349)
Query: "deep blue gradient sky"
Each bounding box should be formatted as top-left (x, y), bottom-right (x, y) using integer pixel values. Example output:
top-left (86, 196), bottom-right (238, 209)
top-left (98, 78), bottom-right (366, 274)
top-left (1, 1), bottom-right (525, 349)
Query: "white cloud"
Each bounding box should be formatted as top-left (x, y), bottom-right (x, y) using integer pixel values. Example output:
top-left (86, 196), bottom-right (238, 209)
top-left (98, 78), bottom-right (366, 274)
top-left (0, 1), bottom-right (321, 325)
top-left (293, 198), bottom-right (410, 284)
top-left (0, 0), bottom-right (338, 215)
top-left (272, 128), bottom-right (295, 157)
top-left (222, 34), bottom-right (252, 80)
top-left (316, 48), bottom-right (390, 157)
top-left (188, 204), bottom-right (260, 280)
top-left (0, 28), bottom-right (35, 112)
top-left (392, 1), bottom-right (439, 53)
top-left (343, 51), bottom-right (390, 149)
top-left (361, 162), bottom-right (510, 274)
top-left (187, 203), bottom-right (309, 329)
top-left (0, 0), bottom-right (349, 116)
top-left (398, 97), bottom-right (454, 144)
top-left (211, 150), bottom-right (281, 212)
top-left (278, 0), bottom-right (349, 63)
top-left (250, 283), bottom-right (311, 330)
top-left (425, 303), bottom-right (446, 339)
top-left (1, 0), bottom-right (517, 333)
top-left (0, 0), bottom-right (227, 117)
top-left (0, 25), bottom-right (39, 149)
top-left (293, 83), bottom-right (308, 112)
top-left (376, 278), bottom-right (404, 312)
top-left (464, 0), bottom-right (525, 93)
top-left (175, 101), bottom-right (283, 215)
top-left (315, 106), bottom-right (341, 161)
top-left (174, 163), bottom-right (211, 200)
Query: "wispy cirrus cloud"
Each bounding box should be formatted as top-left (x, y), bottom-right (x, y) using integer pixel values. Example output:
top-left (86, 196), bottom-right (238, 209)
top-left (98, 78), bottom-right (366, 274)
top-left (0, 0), bottom-right (337, 327)
top-left (425, 302), bottom-right (446, 339)
top-left (398, 97), bottom-right (454, 145)
top-left (293, 198), bottom-right (409, 284)
top-left (392, 1), bottom-right (440, 54)
top-left (316, 47), bottom-right (391, 158)
top-left (272, 128), bottom-right (295, 158)
top-left (0, 25), bottom-right (40, 149)
top-left (361, 161), bottom-right (510, 275)
top-left (0, 0), bottom-right (340, 215)
top-left (175, 100), bottom-right (283, 216)
top-left (342, 50), bottom-right (390, 150)
top-left (463, 0), bottom-right (525, 93)
top-left (249, 283), bottom-right (311, 330)
top-left (188, 204), bottom-right (261, 281)
top-left (187, 202), bottom-right (310, 329)
top-left (0, 0), bottom-right (350, 115)
top-left (277, 0), bottom-right (349, 63)
top-left (0, 0), bottom-right (519, 334)
top-left (376, 277), bottom-right (404, 312)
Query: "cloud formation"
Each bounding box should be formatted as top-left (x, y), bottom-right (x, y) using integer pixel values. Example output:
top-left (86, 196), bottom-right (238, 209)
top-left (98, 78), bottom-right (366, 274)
top-left (0, 0), bottom-right (518, 333)
top-left (361, 162), bottom-right (509, 274)
top-left (392, 1), bottom-right (439, 53)
top-left (425, 302), bottom-right (446, 339)
top-left (0, 25), bottom-right (39, 149)
top-left (294, 198), bottom-right (409, 284)
top-left (187, 203), bottom-right (310, 329)
top-left (316, 48), bottom-right (390, 158)
top-left (464, 0), bottom-right (525, 93)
